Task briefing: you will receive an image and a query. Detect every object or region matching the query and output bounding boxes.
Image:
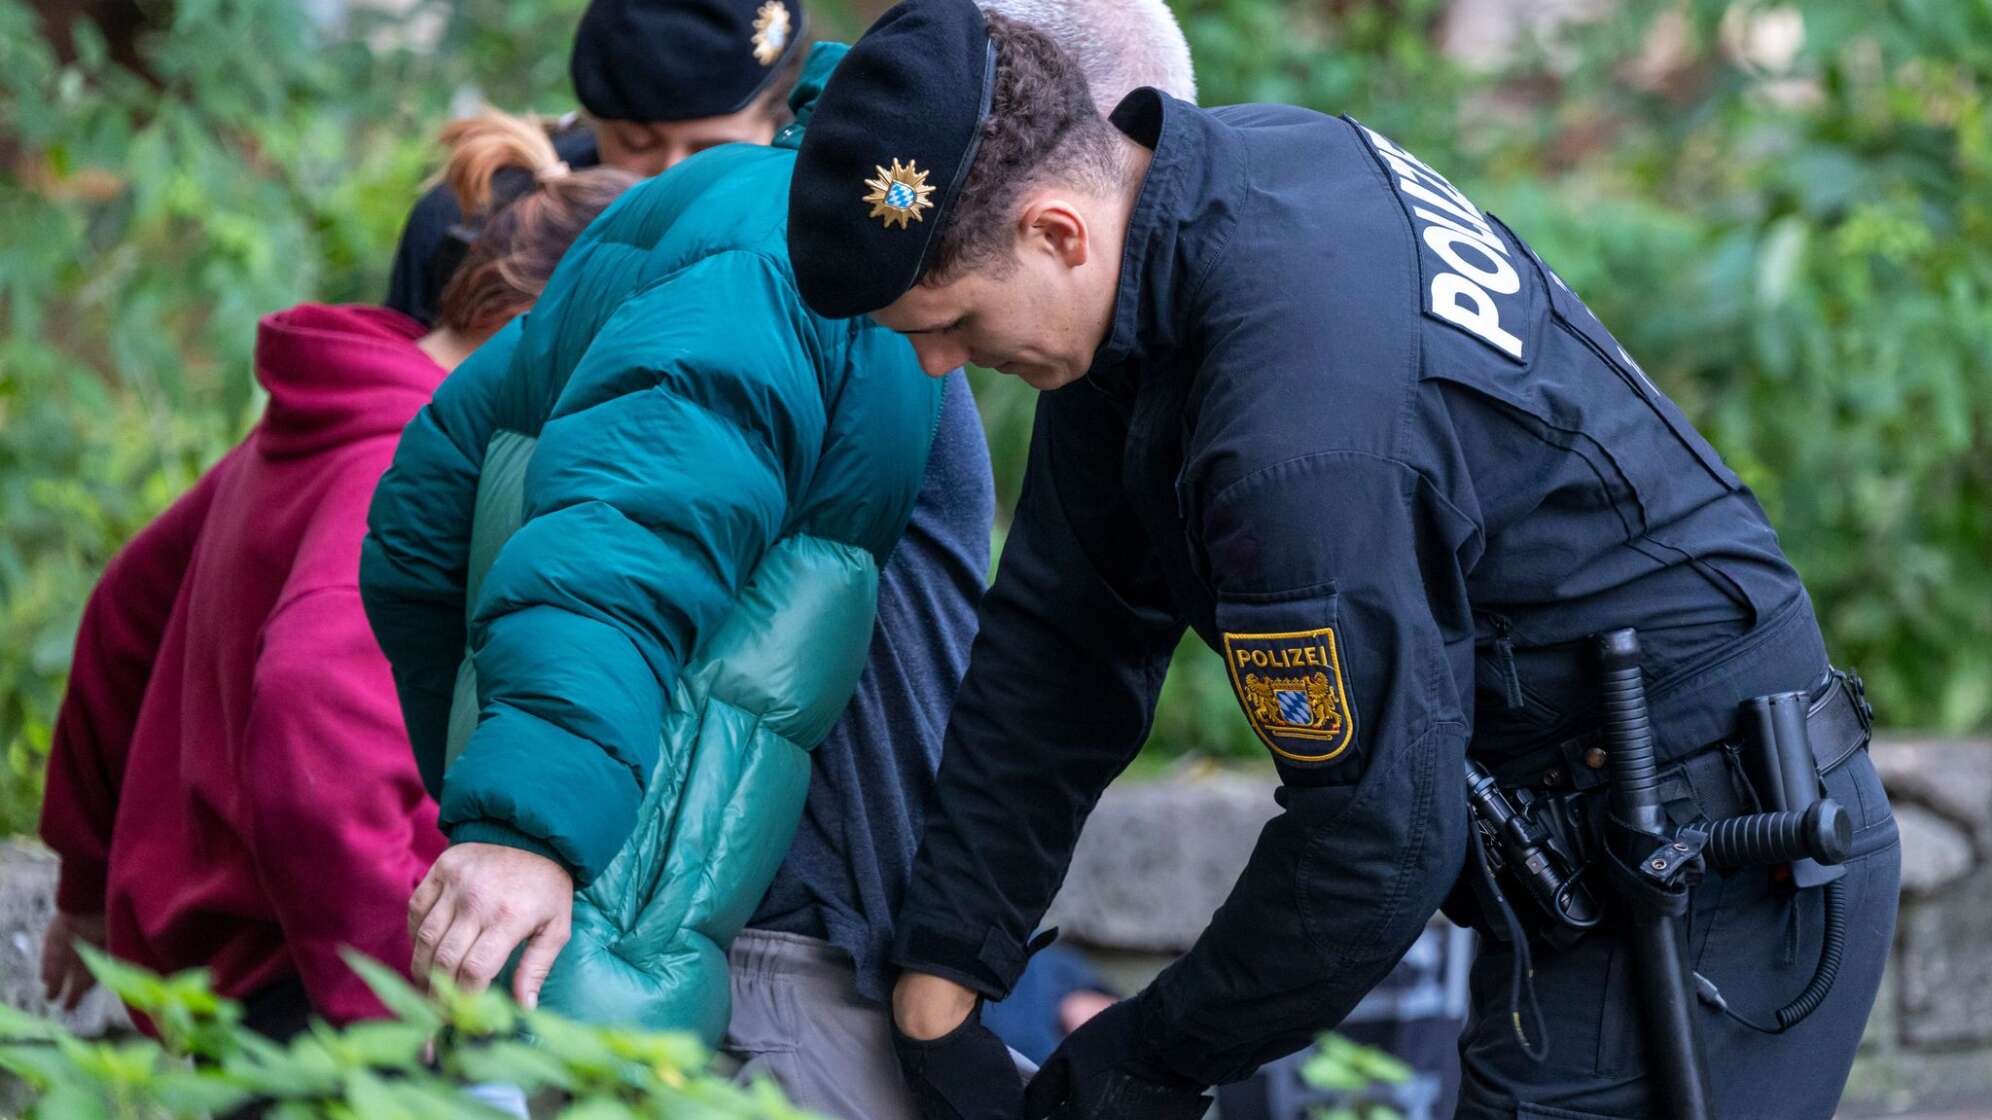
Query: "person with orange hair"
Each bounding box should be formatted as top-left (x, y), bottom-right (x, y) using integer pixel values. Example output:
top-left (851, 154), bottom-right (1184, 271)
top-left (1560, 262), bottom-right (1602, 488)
top-left (384, 0), bottom-right (810, 328)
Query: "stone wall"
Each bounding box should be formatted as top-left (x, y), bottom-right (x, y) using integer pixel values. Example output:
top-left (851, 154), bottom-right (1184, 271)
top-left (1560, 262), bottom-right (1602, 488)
top-left (0, 840), bottom-right (129, 1037)
top-left (1851, 741), bottom-right (1992, 1114)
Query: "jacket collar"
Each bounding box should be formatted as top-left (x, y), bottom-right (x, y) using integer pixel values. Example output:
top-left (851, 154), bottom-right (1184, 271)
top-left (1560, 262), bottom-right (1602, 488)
top-left (775, 42), bottom-right (849, 150)
top-left (1083, 89), bottom-right (1243, 398)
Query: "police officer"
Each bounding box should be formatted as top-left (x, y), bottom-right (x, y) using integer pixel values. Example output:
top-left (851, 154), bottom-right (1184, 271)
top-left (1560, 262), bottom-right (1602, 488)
top-left (787, 3), bottom-right (1901, 1118)
top-left (384, 0), bottom-right (807, 325)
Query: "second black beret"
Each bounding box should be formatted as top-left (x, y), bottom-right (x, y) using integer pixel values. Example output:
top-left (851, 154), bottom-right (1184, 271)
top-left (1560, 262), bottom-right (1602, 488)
top-left (570, 0), bottom-right (808, 123)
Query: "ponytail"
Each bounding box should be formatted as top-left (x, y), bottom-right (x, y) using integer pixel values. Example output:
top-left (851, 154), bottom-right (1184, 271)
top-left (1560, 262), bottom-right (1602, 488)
top-left (433, 110), bottom-right (639, 334)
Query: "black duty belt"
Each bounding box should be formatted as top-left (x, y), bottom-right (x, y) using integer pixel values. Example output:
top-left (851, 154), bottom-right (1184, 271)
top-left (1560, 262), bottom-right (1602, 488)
top-left (1461, 645), bottom-right (1884, 1092)
top-left (1487, 668), bottom-right (1873, 800)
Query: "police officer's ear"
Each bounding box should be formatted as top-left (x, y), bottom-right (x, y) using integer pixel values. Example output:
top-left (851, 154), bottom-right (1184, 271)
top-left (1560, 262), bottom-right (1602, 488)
top-left (1016, 194), bottom-right (1092, 271)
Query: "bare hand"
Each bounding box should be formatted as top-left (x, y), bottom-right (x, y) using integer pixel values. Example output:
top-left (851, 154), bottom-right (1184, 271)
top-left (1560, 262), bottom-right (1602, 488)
top-left (40, 910), bottom-right (107, 1011)
top-left (1058, 989), bottom-right (1118, 1035)
top-left (893, 970), bottom-right (980, 1040)
top-left (407, 842), bottom-right (572, 1008)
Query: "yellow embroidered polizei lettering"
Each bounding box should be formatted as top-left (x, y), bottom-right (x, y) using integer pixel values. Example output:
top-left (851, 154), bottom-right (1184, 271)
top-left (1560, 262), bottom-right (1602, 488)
top-left (1221, 626), bottom-right (1356, 763)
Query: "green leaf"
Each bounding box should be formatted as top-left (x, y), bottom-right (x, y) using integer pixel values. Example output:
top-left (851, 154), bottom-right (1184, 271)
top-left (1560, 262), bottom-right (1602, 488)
top-left (336, 1020), bottom-right (432, 1070)
top-left (343, 1068), bottom-right (418, 1119)
top-left (1300, 1031), bottom-right (1411, 1095)
top-left (599, 1028), bottom-right (707, 1075)
top-left (449, 1039), bottom-right (576, 1092)
top-left (407, 1078), bottom-right (526, 1118)
top-left (30, 1079), bottom-right (111, 1120)
top-left (75, 943), bottom-right (168, 1011)
top-left (430, 973), bottom-right (517, 1039)
top-left (0, 1002), bottom-right (72, 1044)
top-left (341, 948), bottom-right (444, 1032)
top-left (0, 1042), bottom-right (81, 1087)
top-left (222, 1031), bottom-right (343, 1099)
top-left (1755, 217), bottom-right (1810, 308)
top-left (1349, 1046), bottom-right (1414, 1084)
top-left (145, 1069), bottom-right (258, 1115)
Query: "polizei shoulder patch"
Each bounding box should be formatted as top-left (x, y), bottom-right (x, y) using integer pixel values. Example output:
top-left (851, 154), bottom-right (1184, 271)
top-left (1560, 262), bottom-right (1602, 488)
top-left (1222, 626), bottom-right (1357, 764)
top-left (1351, 119), bottom-right (1530, 364)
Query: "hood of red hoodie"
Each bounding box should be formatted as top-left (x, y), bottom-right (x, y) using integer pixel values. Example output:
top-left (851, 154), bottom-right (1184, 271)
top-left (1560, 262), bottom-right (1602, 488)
top-left (254, 303), bottom-right (445, 458)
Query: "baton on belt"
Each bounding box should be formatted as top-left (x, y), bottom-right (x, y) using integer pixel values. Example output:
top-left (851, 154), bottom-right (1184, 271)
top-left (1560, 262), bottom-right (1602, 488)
top-left (1595, 629), bottom-right (1714, 1120)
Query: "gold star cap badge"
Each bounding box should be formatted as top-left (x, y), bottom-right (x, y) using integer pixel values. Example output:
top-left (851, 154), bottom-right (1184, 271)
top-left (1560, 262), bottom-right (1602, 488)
top-left (752, 1), bottom-right (791, 67)
top-left (863, 159), bottom-right (936, 230)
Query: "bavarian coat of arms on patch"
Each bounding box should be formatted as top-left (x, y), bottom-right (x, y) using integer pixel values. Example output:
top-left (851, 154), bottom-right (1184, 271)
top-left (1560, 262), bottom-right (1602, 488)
top-left (1222, 626), bottom-right (1357, 763)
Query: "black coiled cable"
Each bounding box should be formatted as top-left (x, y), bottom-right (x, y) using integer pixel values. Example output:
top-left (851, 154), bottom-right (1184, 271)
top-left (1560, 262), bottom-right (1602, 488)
top-left (1692, 877), bottom-right (1848, 1033)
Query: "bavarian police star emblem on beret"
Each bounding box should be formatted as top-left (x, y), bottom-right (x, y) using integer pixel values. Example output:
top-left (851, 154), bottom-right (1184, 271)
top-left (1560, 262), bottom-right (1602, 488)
top-left (752, 1), bottom-right (791, 66)
top-left (863, 158), bottom-right (936, 230)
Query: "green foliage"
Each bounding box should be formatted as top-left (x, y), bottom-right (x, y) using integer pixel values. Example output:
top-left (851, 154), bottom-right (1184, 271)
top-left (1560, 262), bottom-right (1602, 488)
top-left (0, 0), bottom-right (596, 835)
top-left (1468, 3), bottom-right (1992, 734)
top-left (1298, 1030), bottom-right (1414, 1120)
top-left (0, 0), bottom-right (392, 833)
top-left (0, 947), bottom-right (822, 1118)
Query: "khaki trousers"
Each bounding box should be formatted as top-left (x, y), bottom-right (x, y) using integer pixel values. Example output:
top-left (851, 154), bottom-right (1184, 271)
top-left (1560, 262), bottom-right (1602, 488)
top-left (721, 930), bottom-right (923, 1120)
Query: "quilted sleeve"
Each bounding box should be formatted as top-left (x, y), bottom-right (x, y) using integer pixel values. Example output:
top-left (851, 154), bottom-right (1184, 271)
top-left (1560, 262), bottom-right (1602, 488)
top-left (438, 250), bottom-right (832, 885)
top-left (360, 318), bottom-right (518, 797)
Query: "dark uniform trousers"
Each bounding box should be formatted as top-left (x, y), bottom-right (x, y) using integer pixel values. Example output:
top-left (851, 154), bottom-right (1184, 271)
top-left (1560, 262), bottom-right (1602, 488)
top-left (891, 88), bottom-right (1898, 1119)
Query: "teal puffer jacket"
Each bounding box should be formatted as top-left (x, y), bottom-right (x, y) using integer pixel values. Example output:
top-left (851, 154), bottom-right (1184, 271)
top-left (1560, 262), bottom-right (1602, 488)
top-left (359, 45), bottom-right (941, 1039)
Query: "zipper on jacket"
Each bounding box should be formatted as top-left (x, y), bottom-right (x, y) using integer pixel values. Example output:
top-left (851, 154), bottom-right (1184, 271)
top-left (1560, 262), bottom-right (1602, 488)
top-left (1480, 611), bottom-right (1527, 712)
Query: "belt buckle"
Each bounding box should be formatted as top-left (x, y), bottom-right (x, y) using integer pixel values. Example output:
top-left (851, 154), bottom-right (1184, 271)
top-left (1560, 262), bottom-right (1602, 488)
top-left (1844, 670), bottom-right (1874, 734)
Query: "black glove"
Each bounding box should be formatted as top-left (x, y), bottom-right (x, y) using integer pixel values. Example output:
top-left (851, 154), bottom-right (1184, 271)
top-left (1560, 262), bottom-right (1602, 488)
top-left (1022, 998), bottom-right (1210, 1120)
top-left (893, 1004), bottom-right (1026, 1120)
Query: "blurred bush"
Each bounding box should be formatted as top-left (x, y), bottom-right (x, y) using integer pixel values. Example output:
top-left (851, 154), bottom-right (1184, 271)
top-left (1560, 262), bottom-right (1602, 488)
top-left (1, 0), bottom-right (1987, 831)
top-left (0, 0), bottom-right (595, 834)
top-left (0, 945), bottom-right (820, 1117)
top-left (1300, 1029), bottom-right (1415, 1119)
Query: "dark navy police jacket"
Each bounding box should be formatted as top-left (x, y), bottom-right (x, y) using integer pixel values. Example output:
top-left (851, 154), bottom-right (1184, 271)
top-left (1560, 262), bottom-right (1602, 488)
top-left (893, 90), bottom-right (1831, 1086)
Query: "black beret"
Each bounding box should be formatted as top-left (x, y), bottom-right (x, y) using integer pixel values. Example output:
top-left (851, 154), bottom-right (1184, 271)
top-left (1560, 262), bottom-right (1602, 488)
top-left (787, 0), bottom-right (995, 319)
top-left (570, 0), bottom-right (808, 123)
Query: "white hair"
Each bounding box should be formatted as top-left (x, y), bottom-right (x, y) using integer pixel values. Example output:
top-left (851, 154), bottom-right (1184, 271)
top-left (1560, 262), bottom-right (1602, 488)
top-left (977, 0), bottom-right (1198, 108)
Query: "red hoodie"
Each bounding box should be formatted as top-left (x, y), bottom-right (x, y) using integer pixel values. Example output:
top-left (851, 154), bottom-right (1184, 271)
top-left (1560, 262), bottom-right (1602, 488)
top-left (39, 303), bottom-right (449, 1025)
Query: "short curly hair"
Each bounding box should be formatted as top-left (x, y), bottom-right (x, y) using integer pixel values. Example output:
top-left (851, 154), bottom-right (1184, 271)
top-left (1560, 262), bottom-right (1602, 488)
top-left (922, 12), bottom-right (1126, 283)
